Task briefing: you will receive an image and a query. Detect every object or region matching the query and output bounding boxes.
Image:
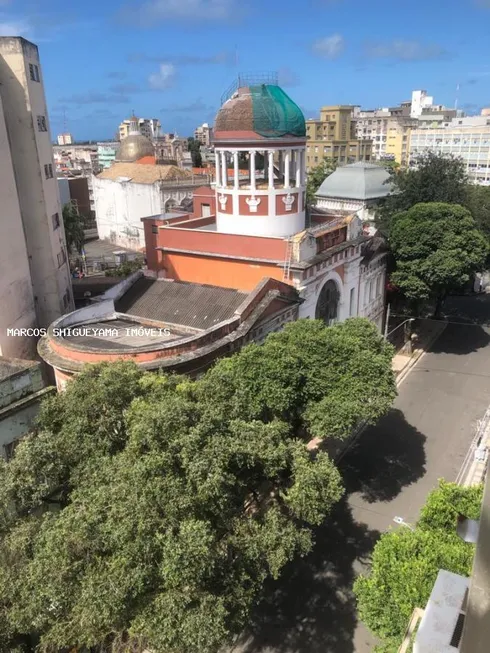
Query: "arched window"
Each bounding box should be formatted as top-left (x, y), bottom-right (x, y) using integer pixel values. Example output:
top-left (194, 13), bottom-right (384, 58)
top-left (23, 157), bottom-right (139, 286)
top-left (315, 279), bottom-right (340, 325)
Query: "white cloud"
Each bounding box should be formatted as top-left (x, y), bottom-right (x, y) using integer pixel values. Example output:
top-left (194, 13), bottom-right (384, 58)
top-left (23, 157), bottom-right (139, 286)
top-left (365, 39), bottom-right (448, 61)
top-left (148, 63), bottom-right (175, 90)
top-left (122, 0), bottom-right (237, 24)
top-left (0, 17), bottom-right (31, 36)
top-left (312, 34), bottom-right (344, 59)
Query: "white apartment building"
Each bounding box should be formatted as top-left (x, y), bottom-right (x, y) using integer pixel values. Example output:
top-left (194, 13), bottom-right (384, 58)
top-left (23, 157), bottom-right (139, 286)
top-left (119, 117), bottom-right (161, 141)
top-left (355, 109), bottom-right (391, 159)
top-left (57, 132), bottom-right (73, 145)
top-left (409, 124), bottom-right (490, 185)
top-left (410, 90), bottom-right (435, 118)
top-left (0, 37), bottom-right (73, 359)
top-left (194, 122), bottom-right (213, 147)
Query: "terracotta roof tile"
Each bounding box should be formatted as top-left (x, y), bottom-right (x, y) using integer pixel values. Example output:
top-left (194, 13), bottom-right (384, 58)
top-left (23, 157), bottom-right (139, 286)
top-left (97, 162), bottom-right (192, 184)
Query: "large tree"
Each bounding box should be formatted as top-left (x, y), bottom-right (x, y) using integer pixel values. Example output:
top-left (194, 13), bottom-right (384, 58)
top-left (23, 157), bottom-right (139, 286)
top-left (389, 202), bottom-right (488, 316)
top-left (0, 319), bottom-right (396, 653)
top-left (354, 481), bottom-right (483, 652)
top-left (187, 137), bottom-right (202, 168)
top-left (377, 152), bottom-right (469, 235)
top-left (465, 184), bottom-right (490, 241)
top-left (62, 202), bottom-right (85, 255)
top-left (306, 158), bottom-right (338, 204)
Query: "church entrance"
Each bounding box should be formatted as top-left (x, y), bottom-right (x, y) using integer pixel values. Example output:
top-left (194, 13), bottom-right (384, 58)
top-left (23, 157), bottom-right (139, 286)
top-left (315, 280), bottom-right (340, 325)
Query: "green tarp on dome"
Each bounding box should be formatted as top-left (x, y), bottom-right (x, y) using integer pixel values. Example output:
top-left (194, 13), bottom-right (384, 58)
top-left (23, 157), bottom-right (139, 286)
top-left (249, 85), bottom-right (306, 138)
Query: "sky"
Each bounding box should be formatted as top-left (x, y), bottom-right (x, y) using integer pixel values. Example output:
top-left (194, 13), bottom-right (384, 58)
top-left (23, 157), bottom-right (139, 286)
top-left (2, 0), bottom-right (490, 141)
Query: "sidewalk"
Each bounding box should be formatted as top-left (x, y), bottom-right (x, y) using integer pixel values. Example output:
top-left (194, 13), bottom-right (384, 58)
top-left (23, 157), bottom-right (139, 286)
top-left (391, 319), bottom-right (447, 384)
top-left (457, 407), bottom-right (490, 487)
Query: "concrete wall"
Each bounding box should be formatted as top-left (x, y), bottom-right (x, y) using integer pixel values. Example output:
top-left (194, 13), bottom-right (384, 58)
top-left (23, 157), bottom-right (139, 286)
top-left (0, 93), bottom-right (38, 359)
top-left (0, 359), bottom-right (44, 409)
top-left (94, 177), bottom-right (196, 250)
top-left (58, 177), bottom-right (71, 207)
top-left (0, 37), bottom-right (73, 327)
top-left (163, 253), bottom-right (282, 291)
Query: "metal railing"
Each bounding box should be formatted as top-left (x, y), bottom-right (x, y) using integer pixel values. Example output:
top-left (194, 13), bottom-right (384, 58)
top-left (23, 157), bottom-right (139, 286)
top-left (220, 72), bottom-right (279, 105)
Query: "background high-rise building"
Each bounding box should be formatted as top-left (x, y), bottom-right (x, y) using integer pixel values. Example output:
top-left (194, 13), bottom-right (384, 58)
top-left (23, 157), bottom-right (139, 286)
top-left (194, 122), bottom-right (213, 146)
top-left (305, 105), bottom-right (372, 170)
top-left (57, 132), bottom-right (73, 145)
top-left (409, 110), bottom-right (490, 185)
top-left (0, 36), bottom-right (73, 358)
top-left (118, 116), bottom-right (161, 141)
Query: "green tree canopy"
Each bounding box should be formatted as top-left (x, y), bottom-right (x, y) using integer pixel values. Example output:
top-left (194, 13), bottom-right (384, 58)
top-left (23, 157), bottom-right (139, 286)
top-left (306, 158), bottom-right (338, 204)
top-left (465, 184), bottom-right (490, 241)
top-left (354, 480), bottom-right (483, 652)
top-left (378, 152), bottom-right (469, 234)
top-left (62, 202), bottom-right (85, 255)
top-left (389, 202), bottom-right (488, 316)
top-left (187, 137), bottom-right (202, 168)
top-left (0, 318), bottom-right (396, 653)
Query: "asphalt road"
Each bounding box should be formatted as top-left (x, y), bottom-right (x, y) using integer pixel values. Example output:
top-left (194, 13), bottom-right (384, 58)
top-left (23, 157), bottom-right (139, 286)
top-left (233, 294), bottom-right (490, 653)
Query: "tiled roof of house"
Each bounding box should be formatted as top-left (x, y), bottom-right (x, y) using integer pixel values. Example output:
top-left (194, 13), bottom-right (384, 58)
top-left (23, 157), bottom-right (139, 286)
top-left (97, 162), bottom-right (192, 184)
top-left (115, 277), bottom-right (248, 330)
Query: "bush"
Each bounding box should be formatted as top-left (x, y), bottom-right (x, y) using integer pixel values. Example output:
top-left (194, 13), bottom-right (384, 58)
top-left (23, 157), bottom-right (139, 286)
top-left (354, 480), bottom-right (483, 651)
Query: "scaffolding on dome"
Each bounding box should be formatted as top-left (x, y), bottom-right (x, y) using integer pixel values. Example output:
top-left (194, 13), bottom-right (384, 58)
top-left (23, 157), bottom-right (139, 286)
top-left (217, 76), bottom-right (306, 139)
top-left (220, 72), bottom-right (278, 105)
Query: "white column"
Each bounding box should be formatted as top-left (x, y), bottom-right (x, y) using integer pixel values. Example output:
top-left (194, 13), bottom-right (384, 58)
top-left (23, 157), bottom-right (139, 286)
top-left (295, 150), bottom-right (301, 187)
top-left (268, 150), bottom-right (274, 189)
top-left (250, 151), bottom-right (256, 191)
top-left (233, 151), bottom-right (239, 189)
top-left (299, 150), bottom-right (305, 186)
top-left (221, 151), bottom-right (227, 187)
top-left (215, 152), bottom-right (220, 187)
top-left (284, 150), bottom-right (290, 189)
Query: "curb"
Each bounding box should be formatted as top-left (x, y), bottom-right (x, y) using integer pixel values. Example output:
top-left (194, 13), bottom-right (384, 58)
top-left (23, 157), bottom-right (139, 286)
top-left (395, 321), bottom-right (448, 387)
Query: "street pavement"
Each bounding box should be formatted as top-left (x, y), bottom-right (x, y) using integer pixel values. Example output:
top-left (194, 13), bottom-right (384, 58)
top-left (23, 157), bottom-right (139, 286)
top-left (233, 294), bottom-right (490, 653)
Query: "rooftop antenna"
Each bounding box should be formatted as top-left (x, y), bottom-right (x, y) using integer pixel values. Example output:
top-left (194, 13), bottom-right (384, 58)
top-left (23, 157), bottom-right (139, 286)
top-left (63, 107), bottom-right (67, 133)
top-left (455, 83), bottom-right (460, 111)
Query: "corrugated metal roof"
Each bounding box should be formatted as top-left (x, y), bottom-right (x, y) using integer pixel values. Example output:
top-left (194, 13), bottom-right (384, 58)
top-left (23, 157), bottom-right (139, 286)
top-left (116, 277), bottom-right (248, 330)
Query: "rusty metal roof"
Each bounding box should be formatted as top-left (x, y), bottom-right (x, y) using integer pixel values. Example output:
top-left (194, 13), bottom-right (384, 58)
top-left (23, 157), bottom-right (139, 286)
top-left (115, 277), bottom-right (248, 330)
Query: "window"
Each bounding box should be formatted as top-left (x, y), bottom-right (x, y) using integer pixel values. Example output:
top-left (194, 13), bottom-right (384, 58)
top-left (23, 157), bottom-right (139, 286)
top-left (349, 288), bottom-right (355, 316)
top-left (376, 275), bottom-right (381, 297)
top-left (29, 63), bottom-right (40, 82)
top-left (201, 203), bottom-right (211, 217)
top-left (152, 225), bottom-right (158, 234)
top-left (369, 279), bottom-right (375, 301)
top-left (57, 248), bottom-right (67, 267)
top-left (44, 163), bottom-right (53, 179)
top-left (52, 212), bottom-right (60, 229)
top-left (37, 115), bottom-right (47, 132)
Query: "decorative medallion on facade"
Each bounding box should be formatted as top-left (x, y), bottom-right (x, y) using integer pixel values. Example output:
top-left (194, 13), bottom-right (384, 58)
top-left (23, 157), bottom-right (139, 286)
top-left (218, 194), bottom-right (228, 210)
top-left (246, 196), bottom-right (261, 213)
top-left (282, 193), bottom-right (295, 212)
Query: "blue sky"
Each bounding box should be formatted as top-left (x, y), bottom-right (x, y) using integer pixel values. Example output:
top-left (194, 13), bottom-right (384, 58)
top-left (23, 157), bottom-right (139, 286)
top-left (2, 0), bottom-right (490, 141)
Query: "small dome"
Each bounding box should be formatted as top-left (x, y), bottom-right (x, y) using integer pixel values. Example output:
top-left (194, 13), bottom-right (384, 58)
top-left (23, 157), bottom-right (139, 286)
top-left (116, 133), bottom-right (154, 163)
top-left (214, 84), bottom-right (306, 142)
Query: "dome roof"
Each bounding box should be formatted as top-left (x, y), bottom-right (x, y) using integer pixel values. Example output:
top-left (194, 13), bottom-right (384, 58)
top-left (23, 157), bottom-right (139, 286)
top-left (316, 162), bottom-right (394, 201)
top-left (115, 133), bottom-right (154, 163)
top-left (214, 84), bottom-right (306, 142)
